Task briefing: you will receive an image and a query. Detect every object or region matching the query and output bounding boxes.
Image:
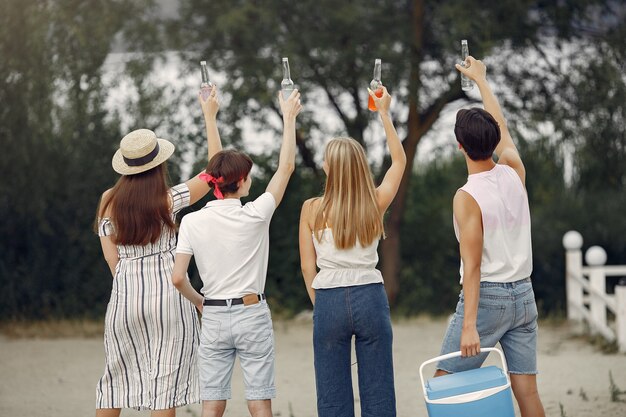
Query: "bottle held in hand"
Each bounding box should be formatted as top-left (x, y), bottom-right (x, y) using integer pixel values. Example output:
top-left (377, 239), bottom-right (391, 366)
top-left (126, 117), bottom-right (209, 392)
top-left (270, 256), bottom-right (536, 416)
top-left (200, 60), bottom-right (213, 100)
top-left (281, 57), bottom-right (295, 100)
top-left (460, 40), bottom-right (473, 91)
top-left (368, 58), bottom-right (383, 111)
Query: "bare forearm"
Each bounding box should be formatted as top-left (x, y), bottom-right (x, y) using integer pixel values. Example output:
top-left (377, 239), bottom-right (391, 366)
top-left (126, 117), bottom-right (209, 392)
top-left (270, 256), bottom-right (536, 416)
top-left (380, 112), bottom-right (406, 167)
top-left (462, 267), bottom-right (481, 328)
top-left (265, 118), bottom-right (296, 204)
top-left (476, 78), bottom-right (505, 127)
top-left (106, 259), bottom-right (118, 277)
top-left (301, 269), bottom-right (317, 305)
top-left (277, 118), bottom-right (296, 172)
top-left (475, 79), bottom-right (516, 157)
top-left (204, 115), bottom-right (222, 161)
top-left (173, 275), bottom-right (203, 308)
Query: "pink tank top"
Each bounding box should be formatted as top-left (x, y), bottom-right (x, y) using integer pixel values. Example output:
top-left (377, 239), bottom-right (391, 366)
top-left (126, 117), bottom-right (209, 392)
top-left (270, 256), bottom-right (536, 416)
top-left (453, 164), bottom-right (533, 283)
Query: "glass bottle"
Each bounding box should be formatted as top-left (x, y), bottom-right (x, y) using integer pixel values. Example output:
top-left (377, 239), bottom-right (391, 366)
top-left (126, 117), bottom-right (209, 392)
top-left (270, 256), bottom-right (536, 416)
top-left (200, 60), bottom-right (213, 100)
top-left (368, 59), bottom-right (383, 111)
top-left (281, 57), bottom-right (295, 100)
top-left (460, 40), bottom-right (473, 91)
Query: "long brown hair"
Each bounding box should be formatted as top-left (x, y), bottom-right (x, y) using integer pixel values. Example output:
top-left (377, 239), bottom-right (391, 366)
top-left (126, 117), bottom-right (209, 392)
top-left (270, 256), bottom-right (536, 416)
top-left (313, 137), bottom-right (384, 249)
top-left (97, 163), bottom-right (174, 245)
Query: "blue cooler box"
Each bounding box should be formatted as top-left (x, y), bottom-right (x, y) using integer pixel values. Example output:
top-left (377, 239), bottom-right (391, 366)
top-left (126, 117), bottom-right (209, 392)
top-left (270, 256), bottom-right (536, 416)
top-left (419, 348), bottom-right (515, 417)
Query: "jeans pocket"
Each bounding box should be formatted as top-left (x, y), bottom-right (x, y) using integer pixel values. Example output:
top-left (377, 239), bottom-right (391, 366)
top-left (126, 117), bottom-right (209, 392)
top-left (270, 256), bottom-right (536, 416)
top-left (523, 299), bottom-right (538, 331)
top-left (238, 309), bottom-right (273, 356)
top-left (200, 317), bottom-right (220, 345)
top-left (476, 302), bottom-right (506, 336)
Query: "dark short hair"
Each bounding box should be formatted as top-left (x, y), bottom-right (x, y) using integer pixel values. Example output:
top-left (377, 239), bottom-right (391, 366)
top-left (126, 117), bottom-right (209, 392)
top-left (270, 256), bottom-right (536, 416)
top-left (454, 108), bottom-right (501, 161)
top-left (206, 150), bottom-right (253, 195)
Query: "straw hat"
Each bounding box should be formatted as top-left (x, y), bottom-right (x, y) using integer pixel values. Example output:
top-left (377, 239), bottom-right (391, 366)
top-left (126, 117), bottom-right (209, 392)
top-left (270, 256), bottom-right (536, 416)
top-left (112, 129), bottom-right (175, 175)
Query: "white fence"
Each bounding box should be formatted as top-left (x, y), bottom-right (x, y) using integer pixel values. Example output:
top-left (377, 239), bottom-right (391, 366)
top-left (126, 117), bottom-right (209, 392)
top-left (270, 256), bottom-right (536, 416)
top-left (563, 231), bottom-right (626, 353)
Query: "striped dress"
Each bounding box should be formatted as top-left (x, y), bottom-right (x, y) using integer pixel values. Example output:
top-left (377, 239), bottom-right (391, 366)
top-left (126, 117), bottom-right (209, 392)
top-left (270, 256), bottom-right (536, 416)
top-left (96, 183), bottom-right (200, 410)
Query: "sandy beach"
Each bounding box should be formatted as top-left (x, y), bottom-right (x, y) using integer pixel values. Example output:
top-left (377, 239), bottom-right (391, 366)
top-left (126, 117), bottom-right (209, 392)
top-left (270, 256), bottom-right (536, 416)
top-left (0, 317), bottom-right (624, 417)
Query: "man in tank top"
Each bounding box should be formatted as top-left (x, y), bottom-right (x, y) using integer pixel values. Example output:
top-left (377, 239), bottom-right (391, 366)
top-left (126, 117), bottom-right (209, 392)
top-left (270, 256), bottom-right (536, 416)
top-left (433, 56), bottom-right (545, 417)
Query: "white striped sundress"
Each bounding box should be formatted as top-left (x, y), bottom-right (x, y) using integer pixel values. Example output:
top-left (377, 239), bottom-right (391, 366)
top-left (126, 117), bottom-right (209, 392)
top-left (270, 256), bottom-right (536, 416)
top-left (96, 183), bottom-right (200, 410)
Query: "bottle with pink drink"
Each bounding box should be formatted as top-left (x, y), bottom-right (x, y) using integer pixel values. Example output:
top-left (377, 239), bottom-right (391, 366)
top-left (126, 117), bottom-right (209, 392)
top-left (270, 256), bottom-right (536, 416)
top-left (200, 60), bottom-right (213, 100)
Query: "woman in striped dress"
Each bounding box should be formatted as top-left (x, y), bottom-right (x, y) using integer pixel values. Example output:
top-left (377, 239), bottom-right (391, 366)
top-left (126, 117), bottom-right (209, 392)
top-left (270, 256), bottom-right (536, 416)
top-left (95, 88), bottom-right (221, 416)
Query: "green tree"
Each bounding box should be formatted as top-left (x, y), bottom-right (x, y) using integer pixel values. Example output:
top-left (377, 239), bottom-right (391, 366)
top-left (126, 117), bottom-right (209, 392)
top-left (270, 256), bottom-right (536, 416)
top-left (0, 0), bottom-right (168, 318)
top-left (172, 0), bottom-right (623, 304)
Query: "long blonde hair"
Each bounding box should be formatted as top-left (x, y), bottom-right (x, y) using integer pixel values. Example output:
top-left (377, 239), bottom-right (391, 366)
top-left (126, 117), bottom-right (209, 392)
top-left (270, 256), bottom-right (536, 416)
top-left (314, 137), bottom-right (384, 249)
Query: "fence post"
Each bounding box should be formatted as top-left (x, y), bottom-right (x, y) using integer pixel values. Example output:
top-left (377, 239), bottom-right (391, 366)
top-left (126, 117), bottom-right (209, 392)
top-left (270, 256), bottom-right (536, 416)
top-left (585, 246), bottom-right (607, 336)
top-left (563, 231), bottom-right (583, 326)
top-left (616, 279), bottom-right (626, 353)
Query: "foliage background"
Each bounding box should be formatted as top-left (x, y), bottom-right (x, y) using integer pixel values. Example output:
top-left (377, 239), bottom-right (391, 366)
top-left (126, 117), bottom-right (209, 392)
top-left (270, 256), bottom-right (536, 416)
top-left (0, 0), bottom-right (624, 319)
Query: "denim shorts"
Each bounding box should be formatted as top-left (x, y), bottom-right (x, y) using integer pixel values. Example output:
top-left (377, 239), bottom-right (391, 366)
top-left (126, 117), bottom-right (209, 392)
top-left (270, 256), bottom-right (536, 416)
top-left (198, 300), bottom-right (276, 401)
top-left (437, 278), bottom-right (539, 375)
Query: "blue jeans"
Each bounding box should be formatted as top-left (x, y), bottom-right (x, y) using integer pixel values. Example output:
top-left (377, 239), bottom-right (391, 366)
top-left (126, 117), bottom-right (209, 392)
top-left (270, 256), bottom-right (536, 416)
top-left (313, 283), bottom-right (396, 417)
top-left (438, 278), bottom-right (539, 374)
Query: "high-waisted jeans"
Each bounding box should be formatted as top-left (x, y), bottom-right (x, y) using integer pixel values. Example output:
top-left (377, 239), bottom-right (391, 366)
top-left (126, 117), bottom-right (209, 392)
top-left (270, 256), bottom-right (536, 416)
top-left (313, 283), bottom-right (396, 417)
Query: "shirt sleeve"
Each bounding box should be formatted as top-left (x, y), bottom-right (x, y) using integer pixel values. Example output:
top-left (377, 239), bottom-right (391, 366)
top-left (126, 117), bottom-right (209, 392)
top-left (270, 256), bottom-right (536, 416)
top-left (170, 183), bottom-right (191, 214)
top-left (245, 192), bottom-right (277, 222)
top-left (176, 218), bottom-right (194, 255)
top-left (97, 218), bottom-right (115, 237)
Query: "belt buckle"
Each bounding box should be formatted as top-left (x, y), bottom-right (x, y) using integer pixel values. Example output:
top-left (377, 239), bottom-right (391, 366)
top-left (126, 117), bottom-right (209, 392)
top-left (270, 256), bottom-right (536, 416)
top-left (242, 294), bottom-right (259, 306)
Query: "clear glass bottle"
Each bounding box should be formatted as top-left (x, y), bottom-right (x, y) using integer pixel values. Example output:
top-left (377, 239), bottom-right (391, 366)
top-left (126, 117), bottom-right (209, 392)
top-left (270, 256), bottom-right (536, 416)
top-left (200, 60), bottom-right (213, 100)
top-left (368, 58), bottom-right (383, 111)
top-left (460, 40), bottom-right (473, 91)
top-left (281, 57), bottom-right (295, 99)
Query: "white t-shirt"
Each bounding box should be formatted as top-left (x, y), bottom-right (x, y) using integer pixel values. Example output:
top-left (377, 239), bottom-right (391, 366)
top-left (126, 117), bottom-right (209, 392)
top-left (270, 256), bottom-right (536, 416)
top-left (176, 192), bottom-right (276, 299)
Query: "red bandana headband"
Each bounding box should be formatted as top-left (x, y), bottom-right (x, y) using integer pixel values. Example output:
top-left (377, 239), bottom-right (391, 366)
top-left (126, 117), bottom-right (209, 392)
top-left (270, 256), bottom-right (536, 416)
top-left (199, 172), bottom-right (225, 199)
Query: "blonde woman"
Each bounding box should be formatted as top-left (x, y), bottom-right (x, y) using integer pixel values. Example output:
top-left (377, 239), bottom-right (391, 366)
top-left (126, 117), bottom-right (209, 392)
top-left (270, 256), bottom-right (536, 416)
top-left (299, 86), bottom-right (406, 417)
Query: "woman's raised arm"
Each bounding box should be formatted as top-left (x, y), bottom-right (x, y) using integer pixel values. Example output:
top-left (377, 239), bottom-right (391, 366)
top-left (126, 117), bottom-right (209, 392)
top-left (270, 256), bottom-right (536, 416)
top-left (369, 86), bottom-right (406, 212)
top-left (186, 86), bottom-right (221, 204)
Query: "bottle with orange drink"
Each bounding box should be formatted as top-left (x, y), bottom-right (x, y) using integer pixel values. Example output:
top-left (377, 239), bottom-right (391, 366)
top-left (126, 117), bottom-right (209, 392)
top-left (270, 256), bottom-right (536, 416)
top-left (368, 58), bottom-right (383, 111)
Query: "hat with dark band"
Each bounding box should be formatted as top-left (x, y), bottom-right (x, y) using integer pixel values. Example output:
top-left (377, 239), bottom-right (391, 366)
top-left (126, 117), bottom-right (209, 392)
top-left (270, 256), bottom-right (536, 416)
top-left (112, 129), bottom-right (175, 175)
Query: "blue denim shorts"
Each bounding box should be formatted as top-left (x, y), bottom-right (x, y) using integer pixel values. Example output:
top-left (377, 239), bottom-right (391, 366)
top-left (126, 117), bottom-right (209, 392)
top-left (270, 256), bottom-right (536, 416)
top-left (198, 300), bottom-right (276, 401)
top-left (437, 278), bottom-right (539, 375)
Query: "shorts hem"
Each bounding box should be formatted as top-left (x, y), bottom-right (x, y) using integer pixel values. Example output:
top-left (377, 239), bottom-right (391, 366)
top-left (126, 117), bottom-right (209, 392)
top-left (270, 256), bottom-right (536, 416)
top-left (508, 370), bottom-right (539, 375)
top-left (245, 387), bottom-right (276, 400)
top-left (201, 388), bottom-right (232, 401)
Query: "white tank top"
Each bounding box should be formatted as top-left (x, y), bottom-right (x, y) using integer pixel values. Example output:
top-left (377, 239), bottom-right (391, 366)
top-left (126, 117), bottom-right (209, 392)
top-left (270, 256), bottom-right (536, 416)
top-left (311, 228), bottom-right (383, 289)
top-left (453, 164), bottom-right (533, 283)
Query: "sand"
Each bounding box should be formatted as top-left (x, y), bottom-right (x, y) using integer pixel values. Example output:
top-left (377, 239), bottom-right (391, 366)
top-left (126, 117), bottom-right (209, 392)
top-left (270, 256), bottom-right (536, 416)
top-left (0, 317), bottom-right (625, 417)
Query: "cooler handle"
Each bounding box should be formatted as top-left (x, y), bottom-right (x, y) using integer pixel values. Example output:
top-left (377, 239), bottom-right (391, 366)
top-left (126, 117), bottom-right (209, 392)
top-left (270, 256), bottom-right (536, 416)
top-left (418, 347), bottom-right (509, 397)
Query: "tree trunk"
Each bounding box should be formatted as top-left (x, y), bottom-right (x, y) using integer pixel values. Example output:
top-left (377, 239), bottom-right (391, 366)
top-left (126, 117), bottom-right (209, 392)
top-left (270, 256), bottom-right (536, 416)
top-left (379, 0), bottom-right (468, 304)
top-left (381, 103), bottom-right (422, 304)
top-left (380, 0), bottom-right (424, 304)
